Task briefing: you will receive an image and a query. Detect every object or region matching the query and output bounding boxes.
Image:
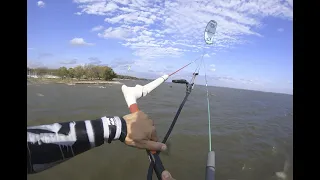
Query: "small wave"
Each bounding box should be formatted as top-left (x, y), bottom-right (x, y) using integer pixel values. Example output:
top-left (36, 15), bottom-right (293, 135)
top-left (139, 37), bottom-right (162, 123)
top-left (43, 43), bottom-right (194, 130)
top-left (88, 85), bottom-right (106, 88)
top-left (272, 146), bottom-right (277, 155)
top-left (36, 93), bottom-right (44, 97)
top-left (241, 163), bottom-right (252, 171)
top-left (276, 172), bottom-right (287, 180)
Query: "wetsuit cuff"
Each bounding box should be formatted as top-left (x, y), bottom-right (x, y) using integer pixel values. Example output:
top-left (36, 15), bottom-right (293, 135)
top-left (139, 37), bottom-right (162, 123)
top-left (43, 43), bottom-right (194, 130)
top-left (101, 116), bottom-right (127, 143)
top-left (119, 117), bottom-right (127, 143)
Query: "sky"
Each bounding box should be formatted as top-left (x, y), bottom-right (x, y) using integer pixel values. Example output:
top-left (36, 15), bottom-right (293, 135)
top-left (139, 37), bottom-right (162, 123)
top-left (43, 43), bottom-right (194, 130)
top-left (27, 0), bottom-right (293, 94)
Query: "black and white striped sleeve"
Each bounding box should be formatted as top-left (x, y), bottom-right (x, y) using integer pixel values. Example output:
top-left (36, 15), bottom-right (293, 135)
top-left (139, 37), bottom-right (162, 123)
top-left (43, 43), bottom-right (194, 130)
top-left (27, 116), bottom-right (127, 174)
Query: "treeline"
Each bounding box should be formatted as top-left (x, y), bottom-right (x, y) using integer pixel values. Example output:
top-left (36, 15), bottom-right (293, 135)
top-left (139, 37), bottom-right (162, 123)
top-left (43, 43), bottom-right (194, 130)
top-left (116, 75), bottom-right (148, 80)
top-left (27, 65), bottom-right (116, 81)
top-left (27, 65), bottom-right (148, 81)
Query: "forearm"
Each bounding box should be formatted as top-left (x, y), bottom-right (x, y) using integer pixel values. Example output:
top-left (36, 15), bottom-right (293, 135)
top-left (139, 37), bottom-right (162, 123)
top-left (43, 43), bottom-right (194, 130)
top-left (27, 116), bottom-right (127, 174)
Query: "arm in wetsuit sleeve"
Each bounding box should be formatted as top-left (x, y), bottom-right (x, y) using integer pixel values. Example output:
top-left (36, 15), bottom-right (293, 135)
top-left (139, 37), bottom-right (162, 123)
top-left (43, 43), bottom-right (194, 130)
top-left (27, 116), bottom-right (127, 174)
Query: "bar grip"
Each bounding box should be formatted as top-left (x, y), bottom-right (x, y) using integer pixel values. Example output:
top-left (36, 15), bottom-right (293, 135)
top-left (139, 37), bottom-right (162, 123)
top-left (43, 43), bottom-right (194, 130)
top-left (129, 104), bottom-right (165, 179)
top-left (153, 153), bottom-right (165, 179)
top-left (205, 151), bottom-right (215, 180)
top-left (127, 103), bottom-right (165, 179)
top-left (122, 77), bottom-right (169, 180)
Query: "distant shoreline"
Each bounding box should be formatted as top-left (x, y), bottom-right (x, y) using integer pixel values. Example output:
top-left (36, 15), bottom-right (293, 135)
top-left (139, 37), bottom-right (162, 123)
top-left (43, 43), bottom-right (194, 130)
top-left (27, 78), bottom-right (124, 85)
top-left (27, 78), bottom-right (292, 95)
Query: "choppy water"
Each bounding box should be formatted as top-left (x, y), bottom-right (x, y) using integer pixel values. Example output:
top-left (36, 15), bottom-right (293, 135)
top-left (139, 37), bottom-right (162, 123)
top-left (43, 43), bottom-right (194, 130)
top-left (27, 80), bottom-right (293, 180)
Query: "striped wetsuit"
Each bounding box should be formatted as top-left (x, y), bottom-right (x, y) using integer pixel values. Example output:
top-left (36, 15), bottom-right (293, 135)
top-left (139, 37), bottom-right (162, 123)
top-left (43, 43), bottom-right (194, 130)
top-left (27, 116), bottom-right (127, 174)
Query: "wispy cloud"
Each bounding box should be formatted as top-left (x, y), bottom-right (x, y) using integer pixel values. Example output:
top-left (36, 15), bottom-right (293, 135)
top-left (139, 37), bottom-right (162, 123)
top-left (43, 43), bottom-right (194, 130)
top-left (73, 0), bottom-right (293, 61)
top-left (212, 76), bottom-right (235, 82)
top-left (204, 53), bottom-right (210, 58)
top-left (277, 28), bottom-right (284, 32)
top-left (209, 64), bottom-right (216, 72)
top-left (38, 52), bottom-right (54, 59)
top-left (109, 58), bottom-right (134, 69)
top-left (28, 59), bottom-right (45, 68)
top-left (60, 59), bottom-right (78, 65)
top-left (88, 57), bottom-right (102, 65)
top-left (239, 78), bottom-right (256, 84)
top-left (212, 76), bottom-right (264, 86)
top-left (37, 1), bottom-right (45, 8)
top-left (70, 38), bottom-right (94, 46)
top-left (91, 25), bottom-right (104, 32)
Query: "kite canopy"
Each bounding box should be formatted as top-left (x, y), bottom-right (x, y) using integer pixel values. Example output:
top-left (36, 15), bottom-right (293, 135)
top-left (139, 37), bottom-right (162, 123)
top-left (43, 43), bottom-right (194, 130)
top-left (204, 20), bottom-right (217, 45)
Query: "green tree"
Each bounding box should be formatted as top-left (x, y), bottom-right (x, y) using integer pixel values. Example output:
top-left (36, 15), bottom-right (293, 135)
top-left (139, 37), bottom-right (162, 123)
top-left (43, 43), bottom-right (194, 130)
top-left (84, 64), bottom-right (94, 80)
top-left (57, 67), bottom-right (69, 79)
top-left (74, 65), bottom-right (85, 80)
top-left (102, 66), bottom-right (117, 80)
top-left (49, 65), bottom-right (118, 81)
top-left (35, 67), bottom-right (49, 77)
top-left (97, 66), bottom-right (107, 79)
top-left (84, 64), bottom-right (101, 80)
top-left (91, 65), bottom-right (100, 79)
top-left (27, 67), bottom-right (31, 76)
top-left (68, 68), bottom-right (75, 78)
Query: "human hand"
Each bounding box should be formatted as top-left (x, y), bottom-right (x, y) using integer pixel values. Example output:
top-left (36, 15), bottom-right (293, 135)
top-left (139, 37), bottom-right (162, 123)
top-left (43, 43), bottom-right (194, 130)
top-left (162, 170), bottom-right (176, 180)
top-left (122, 111), bottom-right (167, 151)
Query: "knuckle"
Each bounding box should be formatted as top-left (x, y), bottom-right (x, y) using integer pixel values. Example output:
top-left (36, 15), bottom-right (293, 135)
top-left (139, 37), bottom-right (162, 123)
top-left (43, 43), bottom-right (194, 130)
top-left (152, 126), bottom-right (156, 132)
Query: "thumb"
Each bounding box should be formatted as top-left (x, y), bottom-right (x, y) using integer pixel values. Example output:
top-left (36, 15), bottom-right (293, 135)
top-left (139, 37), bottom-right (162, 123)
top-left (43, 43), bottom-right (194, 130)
top-left (143, 140), bottom-right (167, 151)
top-left (162, 170), bottom-right (175, 180)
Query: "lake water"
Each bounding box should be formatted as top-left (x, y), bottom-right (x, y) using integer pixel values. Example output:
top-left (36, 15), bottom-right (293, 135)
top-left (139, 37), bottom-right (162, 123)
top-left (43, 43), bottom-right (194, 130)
top-left (27, 80), bottom-right (293, 180)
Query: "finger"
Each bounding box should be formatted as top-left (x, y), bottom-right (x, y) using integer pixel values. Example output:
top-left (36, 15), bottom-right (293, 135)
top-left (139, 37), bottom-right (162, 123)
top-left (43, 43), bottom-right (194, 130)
top-left (142, 140), bottom-right (167, 151)
top-left (148, 118), bottom-right (154, 126)
top-left (139, 111), bottom-right (148, 119)
top-left (151, 126), bottom-right (158, 141)
top-left (162, 141), bottom-right (171, 156)
top-left (136, 111), bottom-right (145, 119)
top-left (162, 170), bottom-right (175, 180)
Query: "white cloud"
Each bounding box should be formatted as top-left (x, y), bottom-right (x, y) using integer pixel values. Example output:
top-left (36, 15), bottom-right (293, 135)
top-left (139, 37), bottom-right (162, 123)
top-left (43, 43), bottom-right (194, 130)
top-left (37, 1), bottom-right (45, 8)
top-left (72, 0), bottom-right (293, 61)
top-left (91, 25), bottom-right (104, 32)
top-left (27, 60), bottom-right (45, 68)
top-left (88, 57), bottom-right (102, 64)
top-left (209, 64), bottom-right (216, 72)
top-left (109, 58), bottom-right (135, 69)
top-left (74, 1), bottom-right (119, 15)
top-left (212, 76), bottom-right (235, 82)
top-left (239, 78), bottom-right (255, 84)
top-left (286, 0), bottom-right (293, 7)
top-left (98, 27), bottom-right (132, 39)
top-left (60, 59), bottom-right (78, 65)
top-left (38, 52), bottom-right (54, 59)
top-left (69, 38), bottom-right (94, 46)
top-left (204, 53), bottom-right (210, 58)
top-left (277, 28), bottom-right (284, 32)
top-left (211, 76), bottom-right (264, 87)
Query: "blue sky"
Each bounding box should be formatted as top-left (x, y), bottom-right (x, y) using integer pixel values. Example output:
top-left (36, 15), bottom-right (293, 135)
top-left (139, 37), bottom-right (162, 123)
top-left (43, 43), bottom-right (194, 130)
top-left (27, 0), bottom-right (293, 94)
